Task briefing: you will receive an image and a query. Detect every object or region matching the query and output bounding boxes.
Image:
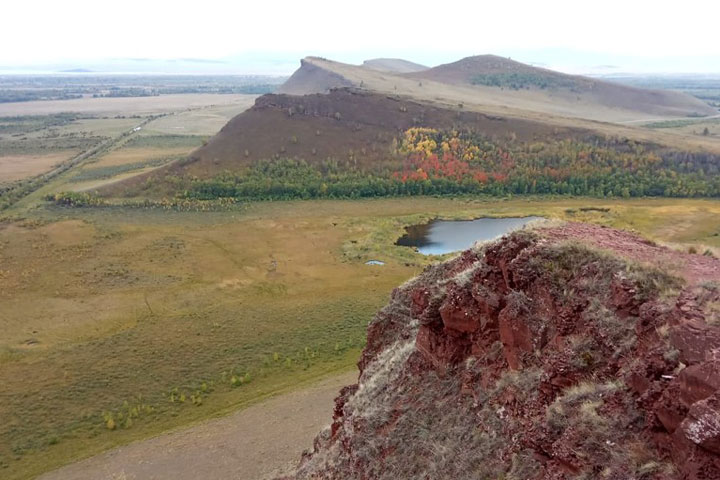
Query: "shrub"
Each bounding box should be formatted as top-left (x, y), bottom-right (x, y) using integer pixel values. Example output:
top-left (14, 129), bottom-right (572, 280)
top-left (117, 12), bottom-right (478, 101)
top-left (46, 191), bottom-right (106, 207)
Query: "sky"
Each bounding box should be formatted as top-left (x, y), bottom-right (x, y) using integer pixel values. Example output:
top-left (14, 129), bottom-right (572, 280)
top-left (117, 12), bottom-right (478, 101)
top-left (3, 0), bottom-right (720, 74)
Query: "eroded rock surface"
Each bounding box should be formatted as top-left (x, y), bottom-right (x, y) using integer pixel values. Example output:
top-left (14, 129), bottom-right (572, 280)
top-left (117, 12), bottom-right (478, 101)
top-left (284, 223), bottom-right (720, 479)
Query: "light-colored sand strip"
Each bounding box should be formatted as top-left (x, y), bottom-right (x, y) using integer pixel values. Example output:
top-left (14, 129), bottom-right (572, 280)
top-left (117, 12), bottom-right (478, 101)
top-left (38, 371), bottom-right (356, 480)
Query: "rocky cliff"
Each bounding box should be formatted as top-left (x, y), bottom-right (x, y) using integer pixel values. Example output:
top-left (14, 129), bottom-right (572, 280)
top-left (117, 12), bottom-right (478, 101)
top-left (286, 223), bottom-right (720, 479)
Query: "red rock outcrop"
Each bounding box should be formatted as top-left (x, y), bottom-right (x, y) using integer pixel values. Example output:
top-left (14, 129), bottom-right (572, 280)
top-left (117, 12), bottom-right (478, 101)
top-left (285, 223), bottom-right (720, 480)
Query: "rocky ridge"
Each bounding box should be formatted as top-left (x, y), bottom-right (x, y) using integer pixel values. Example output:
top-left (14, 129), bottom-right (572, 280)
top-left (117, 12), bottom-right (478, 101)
top-left (286, 222), bottom-right (720, 479)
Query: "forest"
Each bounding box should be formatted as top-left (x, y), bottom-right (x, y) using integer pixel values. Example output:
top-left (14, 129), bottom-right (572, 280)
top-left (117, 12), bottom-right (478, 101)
top-left (181, 128), bottom-right (720, 201)
top-left (470, 73), bottom-right (578, 91)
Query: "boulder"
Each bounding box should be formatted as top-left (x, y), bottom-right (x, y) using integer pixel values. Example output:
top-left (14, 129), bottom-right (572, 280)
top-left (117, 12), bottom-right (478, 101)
top-left (670, 320), bottom-right (720, 365)
top-left (681, 392), bottom-right (720, 454)
top-left (677, 360), bottom-right (720, 407)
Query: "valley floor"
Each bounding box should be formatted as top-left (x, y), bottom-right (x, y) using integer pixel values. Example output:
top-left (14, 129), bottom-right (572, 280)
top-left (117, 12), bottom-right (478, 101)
top-left (3, 197), bottom-right (720, 479)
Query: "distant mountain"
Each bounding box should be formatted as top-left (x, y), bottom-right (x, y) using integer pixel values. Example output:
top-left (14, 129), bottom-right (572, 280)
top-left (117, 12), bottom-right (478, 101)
top-left (275, 55), bottom-right (716, 121)
top-left (361, 58), bottom-right (428, 73)
top-left (58, 68), bottom-right (94, 73)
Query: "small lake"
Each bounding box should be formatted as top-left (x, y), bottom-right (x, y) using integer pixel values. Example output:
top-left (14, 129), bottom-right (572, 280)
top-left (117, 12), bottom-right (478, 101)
top-left (396, 216), bottom-right (543, 255)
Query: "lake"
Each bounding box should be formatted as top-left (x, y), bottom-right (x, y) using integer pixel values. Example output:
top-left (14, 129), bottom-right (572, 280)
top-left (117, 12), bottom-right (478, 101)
top-left (396, 216), bottom-right (543, 255)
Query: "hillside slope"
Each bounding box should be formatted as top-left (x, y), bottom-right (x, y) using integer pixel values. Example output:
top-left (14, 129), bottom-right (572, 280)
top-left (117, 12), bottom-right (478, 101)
top-left (285, 223), bottom-right (720, 480)
top-left (406, 54), bottom-right (717, 118)
top-left (275, 56), bottom-right (716, 123)
top-left (362, 58), bottom-right (428, 73)
top-left (185, 89), bottom-right (578, 172)
top-left (100, 87), bottom-right (720, 199)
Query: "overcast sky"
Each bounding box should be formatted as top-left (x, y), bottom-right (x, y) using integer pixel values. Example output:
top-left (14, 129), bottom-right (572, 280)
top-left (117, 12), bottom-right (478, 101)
top-left (3, 0), bottom-right (720, 74)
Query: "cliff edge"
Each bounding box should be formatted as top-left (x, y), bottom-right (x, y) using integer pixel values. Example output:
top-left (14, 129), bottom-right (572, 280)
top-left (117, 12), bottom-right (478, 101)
top-left (286, 222), bottom-right (720, 479)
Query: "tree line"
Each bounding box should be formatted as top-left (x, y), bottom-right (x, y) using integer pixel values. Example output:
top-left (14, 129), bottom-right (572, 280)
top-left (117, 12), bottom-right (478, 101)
top-left (178, 128), bottom-right (720, 200)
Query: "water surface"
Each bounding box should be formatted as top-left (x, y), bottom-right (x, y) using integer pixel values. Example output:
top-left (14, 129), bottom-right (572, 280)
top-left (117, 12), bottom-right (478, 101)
top-left (396, 216), bottom-right (542, 255)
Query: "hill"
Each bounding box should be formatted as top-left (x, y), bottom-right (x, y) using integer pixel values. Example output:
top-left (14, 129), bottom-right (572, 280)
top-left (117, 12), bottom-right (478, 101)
top-left (361, 58), bottom-right (428, 73)
top-left (100, 88), bottom-right (579, 197)
top-left (284, 223), bottom-right (720, 480)
top-left (273, 56), bottom-right (716, 123)
top-left (406, 54), bottom-right (717, 118)
top-left (100, 88), bottom-right (720, 201)
top-left (179, 89), bottom-right (578, 174)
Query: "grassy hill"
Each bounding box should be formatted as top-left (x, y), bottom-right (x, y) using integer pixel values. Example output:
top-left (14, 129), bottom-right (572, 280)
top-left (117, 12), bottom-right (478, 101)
top-left (406, 54), bottom-right (716, 117)
top-left (275, 56), bottom-right (716, 123)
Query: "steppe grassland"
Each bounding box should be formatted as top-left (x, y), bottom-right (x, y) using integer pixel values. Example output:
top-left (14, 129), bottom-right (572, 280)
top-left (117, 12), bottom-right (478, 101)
top-left (0, 94), bottom-right (257, 117)
top-left (0, 154), bottom-right (75, 183)
top-left (2, 196), bottom-right (720, 479)
top-left (0, 116), bottom-right (138, 184)
top-left (139, 103), bottom-right (255, 136)
top-left (0, 94), bottom-right (256, 198)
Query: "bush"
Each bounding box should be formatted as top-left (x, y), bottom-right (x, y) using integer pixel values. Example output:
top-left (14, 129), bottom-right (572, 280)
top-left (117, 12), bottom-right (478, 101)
top-left (46, 191), bottom-right (106, 207)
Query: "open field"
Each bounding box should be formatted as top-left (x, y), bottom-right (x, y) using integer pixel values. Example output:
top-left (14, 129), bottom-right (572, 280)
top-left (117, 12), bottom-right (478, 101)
top-left (0, 94), bottom-right (258, 116)
top-left (0, 153), bottom-right (75, 183)
top-left (139, 102), bottom-right (257, 136)
top-left (0, 94), bottom-right (257, 205)
top-left (2, 196), bottom-right (720, 479)
top-left (0, 116), bottom-right (143, 185)
top-left (83, 146), bottom-right (193, 169)
top-left (51, 117), bottom-right (145, 137)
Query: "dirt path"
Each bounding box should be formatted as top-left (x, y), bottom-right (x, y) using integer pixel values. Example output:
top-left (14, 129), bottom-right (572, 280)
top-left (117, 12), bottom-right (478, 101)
top-left (38, 371), bottom-right (356, 480)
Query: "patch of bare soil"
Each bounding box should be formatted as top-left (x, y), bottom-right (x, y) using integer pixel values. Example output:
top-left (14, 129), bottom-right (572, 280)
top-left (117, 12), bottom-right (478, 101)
top-left (37, 371), bottom-right (356, 480)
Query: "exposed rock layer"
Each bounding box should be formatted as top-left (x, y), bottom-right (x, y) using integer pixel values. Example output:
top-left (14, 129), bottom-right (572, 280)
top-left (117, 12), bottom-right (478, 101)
top-left (286, 223), bottom-right (720, 479)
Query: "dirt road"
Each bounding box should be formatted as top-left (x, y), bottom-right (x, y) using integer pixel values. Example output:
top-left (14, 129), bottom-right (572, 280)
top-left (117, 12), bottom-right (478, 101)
top-left (38, 371), bottom-right (356, 480)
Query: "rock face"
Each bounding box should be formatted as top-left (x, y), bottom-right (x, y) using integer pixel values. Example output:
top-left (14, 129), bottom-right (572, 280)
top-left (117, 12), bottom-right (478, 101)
top-left (277, 58), bottom-right (355, 95)
top-left (285, 223), bottom-right (720, 480)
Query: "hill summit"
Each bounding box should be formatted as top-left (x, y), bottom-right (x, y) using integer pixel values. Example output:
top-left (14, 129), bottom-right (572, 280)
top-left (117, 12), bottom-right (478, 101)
top-left (404, 54), bottom-right (557, 84)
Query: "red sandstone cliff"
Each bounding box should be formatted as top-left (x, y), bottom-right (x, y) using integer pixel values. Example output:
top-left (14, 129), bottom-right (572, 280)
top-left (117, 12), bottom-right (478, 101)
top-left (286, 223), bottom-right (720, 479)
